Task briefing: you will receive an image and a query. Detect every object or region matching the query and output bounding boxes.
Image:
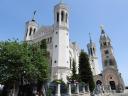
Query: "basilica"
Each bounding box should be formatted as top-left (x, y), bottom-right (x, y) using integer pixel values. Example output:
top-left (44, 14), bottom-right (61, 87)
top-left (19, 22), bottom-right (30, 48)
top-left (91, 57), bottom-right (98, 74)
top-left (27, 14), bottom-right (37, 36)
top-left (24, 1), bottom-right (125, 92)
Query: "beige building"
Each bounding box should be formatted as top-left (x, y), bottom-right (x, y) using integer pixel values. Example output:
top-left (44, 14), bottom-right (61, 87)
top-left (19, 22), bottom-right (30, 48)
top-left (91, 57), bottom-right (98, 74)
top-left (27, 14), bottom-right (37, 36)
top-left (93, 26), bottom-right (125, 92)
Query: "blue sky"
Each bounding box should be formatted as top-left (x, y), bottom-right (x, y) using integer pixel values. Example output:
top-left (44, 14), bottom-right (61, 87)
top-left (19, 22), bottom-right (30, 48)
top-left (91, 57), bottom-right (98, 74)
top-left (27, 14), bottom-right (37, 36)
top-left (0, 0), bottom-right (128, 86)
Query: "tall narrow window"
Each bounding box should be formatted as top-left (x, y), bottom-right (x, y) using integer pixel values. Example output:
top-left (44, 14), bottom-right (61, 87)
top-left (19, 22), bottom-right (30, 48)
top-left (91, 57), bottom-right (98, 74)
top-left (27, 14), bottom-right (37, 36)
top-left (90, 48), bottom-right (93, 56)
top-left (61, 11), bottom-right (64, 22)
top-left (104, 50), bottom-right (109, 54)
top-left (103, 42), bottom-right (107, 46)
top-left (109, 59), bottom-right (113, 65)
top-left (104, 59), bottom-right (108, 66)
top-left (57, 12), bottom-right (59, 22)
top-left (93, 47), bottom-right (95, 54)
top-left (29, 27), bottom-right (32, 36)
top-left (33, 28), bottom-right (36, 34)
top-left (50, 37), bottom-right (52, 43)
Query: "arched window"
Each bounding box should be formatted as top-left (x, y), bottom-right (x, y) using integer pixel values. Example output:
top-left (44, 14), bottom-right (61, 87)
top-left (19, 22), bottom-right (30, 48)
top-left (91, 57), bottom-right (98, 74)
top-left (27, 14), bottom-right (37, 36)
top-left (93, 47), bottom-right (96, 55)
top-left (57, 12), bottom-right (59, 22)
top-left (33, 28), bottom-right (36, 34)
top-left (103, 42), bottom-right (107, 46)
top-left (90, 48), bottom-right (93, 56)
top-left (96, 80), bottom-right (102, 85)
top-left (109, 59), bottom-right (113, 66)
top-left (29, 27), bottom-right (32, 36)
top-left (61, 11), bottom-right (64, 22)
top-left (104, 50), bottom-right (109, 54)
top-left (54, 60), bottom-right (57, 63)
top-left (104, 60), bottom-right (108, 66)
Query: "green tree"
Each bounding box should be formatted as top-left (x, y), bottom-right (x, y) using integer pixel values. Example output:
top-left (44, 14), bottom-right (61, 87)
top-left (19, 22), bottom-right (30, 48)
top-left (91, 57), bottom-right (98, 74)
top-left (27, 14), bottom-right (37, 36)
top-left (79, 50), bottom-right (95, 92)
top-left (0, 40), bottom-right (48, 95)
top-left (71, 59), bottom-right (77, 80)
top-left (40, 39), bottom-right (47, 56)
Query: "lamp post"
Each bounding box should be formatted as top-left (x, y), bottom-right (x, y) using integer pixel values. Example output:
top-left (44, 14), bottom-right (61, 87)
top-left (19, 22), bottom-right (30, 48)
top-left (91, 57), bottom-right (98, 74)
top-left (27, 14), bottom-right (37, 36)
top-left (82, 82), bottom-right (85, 93)
top-left (75, 81), bottom-right (79, 94)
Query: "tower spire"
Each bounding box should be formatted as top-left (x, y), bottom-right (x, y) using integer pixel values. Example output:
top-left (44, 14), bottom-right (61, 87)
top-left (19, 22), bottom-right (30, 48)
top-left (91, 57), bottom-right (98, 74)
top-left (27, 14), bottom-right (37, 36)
top-left (32, 10), bottom-right (37, 21)
top-left (60, 0), bottom-right (64, 3)
top-left (89, 32), bottom-right (92, 43)
top-left (100, 25), bottom-right (105, 34)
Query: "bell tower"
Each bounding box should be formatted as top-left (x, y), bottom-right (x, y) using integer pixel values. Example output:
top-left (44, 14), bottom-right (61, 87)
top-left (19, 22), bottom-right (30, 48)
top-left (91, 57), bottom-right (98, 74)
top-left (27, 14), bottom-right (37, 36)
top-left (99, 26), bottom-right (118, 70)
top-left (54, 1), bottom-right (69, 30)
top-left (24, 11), bottom-right (38, 41)
top-left (87, 33), bottom-right (100, 76)
top-left (99, 26), bottom-right (125, 92)
top-left (52, 1), bottom-right (70, 82)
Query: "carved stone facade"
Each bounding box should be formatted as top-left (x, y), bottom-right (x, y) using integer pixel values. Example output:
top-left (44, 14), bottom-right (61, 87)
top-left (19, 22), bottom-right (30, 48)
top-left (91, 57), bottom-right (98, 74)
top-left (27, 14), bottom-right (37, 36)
top-left (93, 26), bottom-right (125, 92)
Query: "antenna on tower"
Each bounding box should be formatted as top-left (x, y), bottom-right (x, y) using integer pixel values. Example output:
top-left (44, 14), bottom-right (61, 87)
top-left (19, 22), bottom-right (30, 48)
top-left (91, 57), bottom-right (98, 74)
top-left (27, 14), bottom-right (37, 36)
top-left (32, 10), bottom-right (37, 21)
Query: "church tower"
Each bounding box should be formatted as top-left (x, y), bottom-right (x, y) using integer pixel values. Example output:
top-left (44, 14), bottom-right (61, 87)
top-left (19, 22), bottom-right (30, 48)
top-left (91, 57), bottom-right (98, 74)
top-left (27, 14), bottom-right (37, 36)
top-left (24, 11), bottom-right (38, 41)
top-left (52, 1), bottom-right (70, 82)
top-left (87, 33), bottom-right (100, 76)
top-left (99, 26), bottom-right (125, 92)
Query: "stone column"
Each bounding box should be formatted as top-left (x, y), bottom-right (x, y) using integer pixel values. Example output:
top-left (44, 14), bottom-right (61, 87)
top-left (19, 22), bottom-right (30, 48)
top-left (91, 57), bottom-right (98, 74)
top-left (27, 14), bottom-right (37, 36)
top-left (83, 86), bottom-right (85, 93)
top-left (109, 85), bottom-right (112, 93)
top-left (68, 83), bottom-right (71, 96)
top-left (87, 84), bottom-right (89, 92)
top-left (56, 83), bottom-right (61, 96)
top-left (102, 85), bottom-right (105, 93)
top-left (76, 82), bottom-right (79, 94)
top-left (101, 85), bottom-right (104, 95)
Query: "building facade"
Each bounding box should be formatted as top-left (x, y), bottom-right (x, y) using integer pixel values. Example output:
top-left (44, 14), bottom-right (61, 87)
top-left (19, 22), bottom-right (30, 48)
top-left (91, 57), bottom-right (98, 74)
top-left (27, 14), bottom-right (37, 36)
top-left (99, 26), bottom-right (125, 91)
top-left (24, 2), bottom-right (80, 83)
top-left (90, 26), bottom-right (125, 92)
top-left (24, 1), bottom-right (125, 92)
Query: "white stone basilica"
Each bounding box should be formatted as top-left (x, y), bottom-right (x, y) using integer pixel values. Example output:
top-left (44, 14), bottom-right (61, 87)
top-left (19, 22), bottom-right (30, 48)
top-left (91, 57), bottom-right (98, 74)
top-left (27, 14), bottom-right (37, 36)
top-left (24, 1), bottom-right (80, 83)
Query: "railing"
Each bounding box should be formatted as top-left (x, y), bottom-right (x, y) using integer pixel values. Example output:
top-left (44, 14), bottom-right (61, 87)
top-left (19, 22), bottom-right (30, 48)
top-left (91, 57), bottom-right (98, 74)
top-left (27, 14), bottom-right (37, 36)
top-left (48, 82), bottom-right (90, 96)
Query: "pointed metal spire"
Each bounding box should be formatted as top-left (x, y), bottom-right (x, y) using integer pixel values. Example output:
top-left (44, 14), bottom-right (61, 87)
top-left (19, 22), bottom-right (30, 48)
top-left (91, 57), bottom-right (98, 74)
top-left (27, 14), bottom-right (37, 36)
top-left (89, 32), bottom-right (92, 43)
top-left (100, 25), bottom-right (105, 34)
top-left (32, 10), bottom-right (37, 21)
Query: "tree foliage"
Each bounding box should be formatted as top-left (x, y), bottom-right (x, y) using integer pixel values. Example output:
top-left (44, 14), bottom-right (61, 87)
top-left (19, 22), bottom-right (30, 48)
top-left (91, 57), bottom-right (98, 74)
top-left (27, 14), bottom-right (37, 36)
top-left (0, 40), bottom-right (48, 85)
top-left (71, 59), bottom-right (77, 80)
top-left (79, 50), bottom-right (95, 92)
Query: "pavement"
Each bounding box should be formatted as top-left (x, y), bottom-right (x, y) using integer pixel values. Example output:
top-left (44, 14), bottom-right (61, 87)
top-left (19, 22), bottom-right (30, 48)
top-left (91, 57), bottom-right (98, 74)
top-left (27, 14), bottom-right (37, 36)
top-left (95, 89), bottom-right (128, 96)
top-left (70, 90), bottom-right (128, 96)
